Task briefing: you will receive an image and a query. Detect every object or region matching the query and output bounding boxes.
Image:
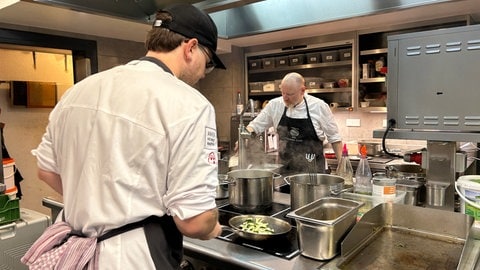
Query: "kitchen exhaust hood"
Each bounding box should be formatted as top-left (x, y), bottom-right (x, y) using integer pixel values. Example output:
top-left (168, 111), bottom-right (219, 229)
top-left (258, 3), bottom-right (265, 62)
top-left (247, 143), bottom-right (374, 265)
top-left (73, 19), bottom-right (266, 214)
top-left (29, 0), bottom-right (458, 39)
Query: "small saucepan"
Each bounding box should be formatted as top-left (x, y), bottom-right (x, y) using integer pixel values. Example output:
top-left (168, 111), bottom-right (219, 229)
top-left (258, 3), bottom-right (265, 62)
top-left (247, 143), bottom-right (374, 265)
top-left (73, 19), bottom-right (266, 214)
top-left (223, 215), bottom-right (292, 241)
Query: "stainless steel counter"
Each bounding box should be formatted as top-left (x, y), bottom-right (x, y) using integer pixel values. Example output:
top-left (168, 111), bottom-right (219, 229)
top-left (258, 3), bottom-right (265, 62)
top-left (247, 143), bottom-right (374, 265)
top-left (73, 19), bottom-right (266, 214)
top-left (42, 191), bottom-right (480, 270)
top-left (184, 191), bottom-right (480, 270)
top-left (184, 192), bottom-right (328, 270)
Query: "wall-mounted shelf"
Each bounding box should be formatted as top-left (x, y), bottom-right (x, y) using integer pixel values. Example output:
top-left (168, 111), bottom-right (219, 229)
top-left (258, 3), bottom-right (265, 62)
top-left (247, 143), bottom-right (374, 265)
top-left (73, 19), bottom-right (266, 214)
top-left (360, 48), bottom-right (388, 56)
top-left (360, 77), bottom-right (386, 83)
top-left (245, 40), bottom-right (355, 108)
top-left (248, 60), bottom-right (352, 74)
top-left (358, 39), bottom-right (388, 110)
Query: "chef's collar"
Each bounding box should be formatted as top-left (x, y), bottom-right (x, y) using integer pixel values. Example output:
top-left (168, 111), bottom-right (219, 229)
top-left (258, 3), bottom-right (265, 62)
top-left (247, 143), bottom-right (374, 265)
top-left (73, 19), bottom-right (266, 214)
top-left (293, 97), bottom-right (306, 108)
top-left (139, 56), bottom-right (173, 75)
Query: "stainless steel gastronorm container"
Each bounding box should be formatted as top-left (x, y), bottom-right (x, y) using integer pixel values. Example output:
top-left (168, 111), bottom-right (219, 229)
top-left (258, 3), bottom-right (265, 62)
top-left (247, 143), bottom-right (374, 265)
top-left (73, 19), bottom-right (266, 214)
top-left (286, 197), bottom-right (363, 260)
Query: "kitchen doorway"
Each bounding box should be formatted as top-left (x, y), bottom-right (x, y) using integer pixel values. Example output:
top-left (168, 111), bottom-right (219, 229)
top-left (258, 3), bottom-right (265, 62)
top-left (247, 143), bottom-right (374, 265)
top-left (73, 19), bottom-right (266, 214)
top-left (0, 27), bottom-right (97, 83)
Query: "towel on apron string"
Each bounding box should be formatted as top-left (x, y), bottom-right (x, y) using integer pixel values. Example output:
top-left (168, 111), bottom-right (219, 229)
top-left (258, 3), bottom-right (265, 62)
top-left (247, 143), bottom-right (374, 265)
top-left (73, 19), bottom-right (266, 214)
top-left (21, 221), bottom-right (98, 270)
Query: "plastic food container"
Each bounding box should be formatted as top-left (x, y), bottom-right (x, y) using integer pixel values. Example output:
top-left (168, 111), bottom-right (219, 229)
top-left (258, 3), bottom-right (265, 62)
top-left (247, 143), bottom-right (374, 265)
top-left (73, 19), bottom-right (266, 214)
top-left (286, 197), bottom-right (363, 260)
top-left (322, 81), bottom-right (335, 88)
top-left (455, 175), bottom-right (480, 221)
top-left (306, 52), bottom-right (321, 63)
top-left (248, 59), bottom-right (262, 70)
top-left (261, 57), bottom-right (275, 69)
top-left (338, 48), bottom-right (352, 60)
top-left (321, 50), bottom-right (338, 62)
top-left (275, 56), bottom-right (288, 67)
top-left (288, 54), bottom-right (305, 66)
top-left (304, 77), bottom-right (322, 89)
top-left (0, 194), bottom-right (20, 225)
top-left (248, 82), bottom-right (263, 92)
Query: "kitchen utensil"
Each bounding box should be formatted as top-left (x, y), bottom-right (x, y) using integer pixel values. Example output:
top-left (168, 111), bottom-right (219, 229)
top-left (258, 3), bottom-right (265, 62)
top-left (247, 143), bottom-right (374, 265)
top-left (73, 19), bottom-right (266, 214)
top-left (216, 174), bottom-right (229, 199)
top-left (286, 197), bottom-right (363, 260)
top-left (305, 153), bottom-right (316, 182)
top-left (284, 173), bottom-right (345, 210)
top-left (227, 169), bottom-right (274, 212)
top-left (226, 215), bottom-right (291, 241)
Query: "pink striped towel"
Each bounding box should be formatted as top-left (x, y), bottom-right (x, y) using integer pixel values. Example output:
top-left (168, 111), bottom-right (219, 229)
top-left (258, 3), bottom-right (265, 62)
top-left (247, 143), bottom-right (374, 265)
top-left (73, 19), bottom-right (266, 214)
top-left (21, 221), bottom-right (98, 270)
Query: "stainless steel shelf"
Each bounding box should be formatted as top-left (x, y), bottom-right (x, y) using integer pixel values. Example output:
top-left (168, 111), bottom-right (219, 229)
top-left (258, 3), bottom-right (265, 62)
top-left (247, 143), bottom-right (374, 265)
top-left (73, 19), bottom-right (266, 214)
top-left (249, 87), bottom-right (352, 96)
top-left (358, 107), bottom-right (387, 113)
top-left (248, 60), bottom-right (352, 74)
top-left (360, 77), bottom-right (386, 83)
top-left (360, 48), bottom-right (388, 55)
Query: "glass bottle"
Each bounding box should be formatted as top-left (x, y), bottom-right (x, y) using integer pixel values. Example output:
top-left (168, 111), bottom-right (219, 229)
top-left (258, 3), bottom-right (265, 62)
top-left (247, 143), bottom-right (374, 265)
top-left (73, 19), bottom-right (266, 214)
top-left (236, 91), bottom-right (244, 115)
top-left (355, 145), bottom-right (373, 195)
top-left (336, 144), bottom-right (354, 187)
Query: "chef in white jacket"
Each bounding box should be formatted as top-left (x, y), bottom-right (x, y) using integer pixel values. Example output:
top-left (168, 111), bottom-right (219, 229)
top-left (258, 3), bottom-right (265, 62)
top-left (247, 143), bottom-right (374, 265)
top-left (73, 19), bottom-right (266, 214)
top-left (247, 72), bottom-right (343, 173)
top-left (25, 3), bottom-right (225, 270)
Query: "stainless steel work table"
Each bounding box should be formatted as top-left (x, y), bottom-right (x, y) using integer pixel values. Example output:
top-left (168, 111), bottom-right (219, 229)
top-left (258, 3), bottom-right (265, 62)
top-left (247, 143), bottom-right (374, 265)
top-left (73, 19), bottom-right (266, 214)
top-left (183, 191), bottom-right (480, 270)
top-left (43, 191), bottom-right (480, 269)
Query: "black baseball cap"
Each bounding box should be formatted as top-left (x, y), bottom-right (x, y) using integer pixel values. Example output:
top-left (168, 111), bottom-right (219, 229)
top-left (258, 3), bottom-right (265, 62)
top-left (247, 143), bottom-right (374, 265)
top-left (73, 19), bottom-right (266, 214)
top-left (154, 3), bottom-right (226, 70)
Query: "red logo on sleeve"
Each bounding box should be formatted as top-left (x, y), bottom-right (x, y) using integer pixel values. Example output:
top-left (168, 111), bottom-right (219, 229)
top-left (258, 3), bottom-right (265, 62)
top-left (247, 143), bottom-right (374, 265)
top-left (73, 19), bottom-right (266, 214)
top-left (208, 152), bottom-right (217, 164)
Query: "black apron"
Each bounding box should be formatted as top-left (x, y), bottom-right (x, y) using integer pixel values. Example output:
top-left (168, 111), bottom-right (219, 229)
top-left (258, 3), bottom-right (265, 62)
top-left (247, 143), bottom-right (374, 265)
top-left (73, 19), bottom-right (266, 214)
top-left (277, 97), bottom-right (325, 174)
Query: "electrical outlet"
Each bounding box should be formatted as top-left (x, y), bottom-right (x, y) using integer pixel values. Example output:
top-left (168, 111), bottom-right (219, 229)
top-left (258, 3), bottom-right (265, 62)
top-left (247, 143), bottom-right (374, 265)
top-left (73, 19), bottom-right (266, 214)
top-left (346, 119), bottom-right (360, 127)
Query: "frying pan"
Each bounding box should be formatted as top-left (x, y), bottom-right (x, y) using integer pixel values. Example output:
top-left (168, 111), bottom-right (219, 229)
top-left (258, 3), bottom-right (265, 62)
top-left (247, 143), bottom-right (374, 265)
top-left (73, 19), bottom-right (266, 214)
top-left (225, 215), bottom-right (291, 241)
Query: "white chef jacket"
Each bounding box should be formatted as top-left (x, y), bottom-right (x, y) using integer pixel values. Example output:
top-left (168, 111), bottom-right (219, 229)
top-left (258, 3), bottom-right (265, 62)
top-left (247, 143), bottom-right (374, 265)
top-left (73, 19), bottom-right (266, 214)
top-left (32, 59), bottom-right (218, 269)
top-left (248, 93), bottom-right (342, 143)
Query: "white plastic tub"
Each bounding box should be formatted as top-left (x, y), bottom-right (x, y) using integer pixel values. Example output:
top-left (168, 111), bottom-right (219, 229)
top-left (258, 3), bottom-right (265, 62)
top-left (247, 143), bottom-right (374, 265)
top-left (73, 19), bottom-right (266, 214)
top-left (455, 175), bottom-right (480, 221)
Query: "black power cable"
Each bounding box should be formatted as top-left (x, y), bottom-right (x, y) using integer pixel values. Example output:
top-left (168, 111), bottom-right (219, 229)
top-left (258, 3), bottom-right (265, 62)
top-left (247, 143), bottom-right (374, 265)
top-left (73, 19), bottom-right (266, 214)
top-left (382, 119), bottom-right (403, 158)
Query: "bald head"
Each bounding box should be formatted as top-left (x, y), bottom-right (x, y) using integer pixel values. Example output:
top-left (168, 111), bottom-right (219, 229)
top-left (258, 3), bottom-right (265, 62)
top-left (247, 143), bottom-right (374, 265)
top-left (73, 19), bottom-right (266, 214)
top-left (280, 72), bottom-right (305, 108)
top-left (281, 72), bottom-right (305, 89)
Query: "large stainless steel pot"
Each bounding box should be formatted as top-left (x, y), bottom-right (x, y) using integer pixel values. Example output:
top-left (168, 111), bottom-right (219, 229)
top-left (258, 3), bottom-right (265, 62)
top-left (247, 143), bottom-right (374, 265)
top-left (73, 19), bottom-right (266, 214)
top-left (284, 174), bottom-right (345, 210)
top-left (227, 169), bottom-right (274, 212)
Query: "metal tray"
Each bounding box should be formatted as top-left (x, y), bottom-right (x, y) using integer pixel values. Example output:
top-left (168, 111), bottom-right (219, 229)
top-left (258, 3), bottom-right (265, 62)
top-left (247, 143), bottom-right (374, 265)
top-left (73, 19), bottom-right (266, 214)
top-left (287, 197), bottom-right (363, 260)
top-left (337, 203), bottom-right (474, 269)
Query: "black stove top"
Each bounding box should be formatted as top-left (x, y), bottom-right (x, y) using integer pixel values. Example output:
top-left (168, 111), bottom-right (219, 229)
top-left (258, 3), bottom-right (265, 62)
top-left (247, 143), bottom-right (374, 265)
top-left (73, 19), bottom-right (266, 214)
top-left (217, 202), bottom-right (301, 259)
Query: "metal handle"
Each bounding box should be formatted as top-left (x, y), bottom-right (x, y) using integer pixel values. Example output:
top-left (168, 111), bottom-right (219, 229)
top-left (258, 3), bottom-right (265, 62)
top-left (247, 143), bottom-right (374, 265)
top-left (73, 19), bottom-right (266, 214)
top-left (0, 222), bottom-right (17, 240)
top-left (220, 225), bottom-right (234, 232)
top-left (455, 182), bottom-right (480, 209)
top-left (330, 186), bottom-right (353, 196)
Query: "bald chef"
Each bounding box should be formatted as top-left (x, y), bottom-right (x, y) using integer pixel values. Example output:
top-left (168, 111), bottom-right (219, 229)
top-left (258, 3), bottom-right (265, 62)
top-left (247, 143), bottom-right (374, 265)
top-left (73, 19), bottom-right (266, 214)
top-left (246, 72), bottom-right (343, 174)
